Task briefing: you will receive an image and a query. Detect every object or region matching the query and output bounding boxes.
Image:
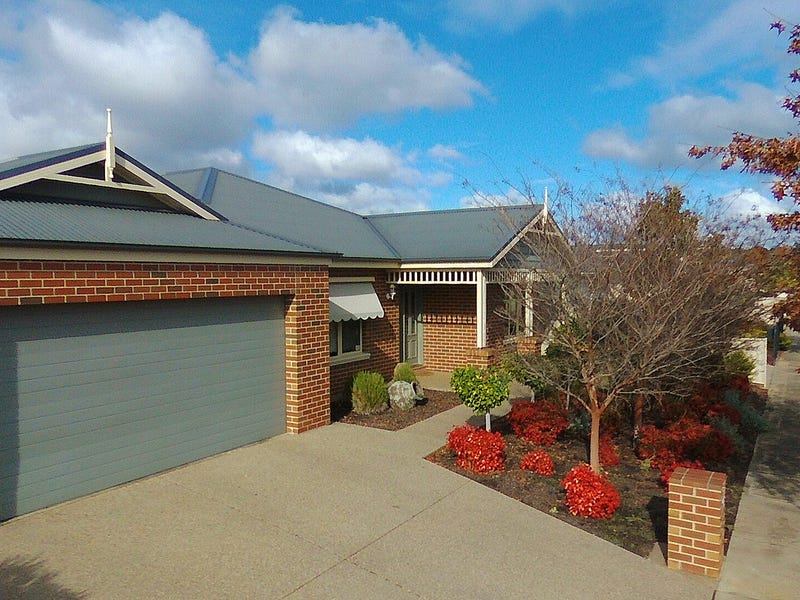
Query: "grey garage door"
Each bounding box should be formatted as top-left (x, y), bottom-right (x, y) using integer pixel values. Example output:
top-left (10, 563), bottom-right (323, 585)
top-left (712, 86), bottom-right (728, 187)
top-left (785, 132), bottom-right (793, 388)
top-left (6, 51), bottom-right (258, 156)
top-left (0, 296), bottom-right (285, 520)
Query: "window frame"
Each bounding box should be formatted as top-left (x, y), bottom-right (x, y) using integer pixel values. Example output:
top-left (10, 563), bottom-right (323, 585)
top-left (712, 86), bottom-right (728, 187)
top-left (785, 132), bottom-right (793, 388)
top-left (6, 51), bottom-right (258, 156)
top-left (329, 320), bottom-right (371, 366)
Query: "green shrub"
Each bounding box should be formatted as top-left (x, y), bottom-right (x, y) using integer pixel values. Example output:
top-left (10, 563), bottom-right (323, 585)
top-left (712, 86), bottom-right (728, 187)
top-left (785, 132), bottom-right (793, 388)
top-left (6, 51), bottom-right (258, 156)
top-left (724, 350), bottom-right (755, 377)
top-left (392, 362), bottom-right (418, 383)
top-left (351, 371), bottom-right (388, 415)
top-left (723, 389), bottom-right (770, 437)
top-left (502, 352), bottom-right (549, 397)
top-left (450, 365), bottom-right (510, 417)
top-left (709, 416), bottom-right (749, 456)
top-left (779, 332), bottom-right (793, 351)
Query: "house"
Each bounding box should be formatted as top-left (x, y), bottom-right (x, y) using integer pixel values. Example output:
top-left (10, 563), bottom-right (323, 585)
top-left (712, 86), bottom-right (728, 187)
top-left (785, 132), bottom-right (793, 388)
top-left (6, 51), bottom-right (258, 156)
top-left (0, 139), bottom-right (551, 520)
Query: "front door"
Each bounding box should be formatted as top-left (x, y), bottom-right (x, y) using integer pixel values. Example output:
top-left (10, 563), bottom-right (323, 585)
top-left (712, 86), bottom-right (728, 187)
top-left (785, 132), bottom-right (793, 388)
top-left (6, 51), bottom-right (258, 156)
top-left (401, 290), bottom-right (423, 365)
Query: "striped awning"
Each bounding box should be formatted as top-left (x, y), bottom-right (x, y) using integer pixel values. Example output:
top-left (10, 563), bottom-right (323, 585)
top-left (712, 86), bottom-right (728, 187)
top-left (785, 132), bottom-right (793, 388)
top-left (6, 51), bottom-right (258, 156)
top-left (329, 282), bottom-right (385, 322)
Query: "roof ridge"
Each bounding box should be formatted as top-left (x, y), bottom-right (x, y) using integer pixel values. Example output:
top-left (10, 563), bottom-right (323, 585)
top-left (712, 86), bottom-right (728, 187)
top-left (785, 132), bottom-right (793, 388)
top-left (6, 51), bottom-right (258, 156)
top-left (367, 203), bottom-right (542, 219)
top-left (170, 167), bottom-right (368, 219)
top-left (361, 216), bottom-right (401, 259)
top-left (223, 219), bottom-right (333, 255)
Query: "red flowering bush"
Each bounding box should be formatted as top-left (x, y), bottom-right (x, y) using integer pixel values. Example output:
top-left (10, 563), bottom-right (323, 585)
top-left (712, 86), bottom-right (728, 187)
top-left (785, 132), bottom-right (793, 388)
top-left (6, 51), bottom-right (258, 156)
top-left (599, 435), bottom-right (621, 467)
top-left (520, 450), bottom-right (555, 476)
top-left (509, 401), bottom-right (568, 446)
top-left (560, 464), bottom-right (621, 519)
top-left (447, 424), bottom-right (506, 473)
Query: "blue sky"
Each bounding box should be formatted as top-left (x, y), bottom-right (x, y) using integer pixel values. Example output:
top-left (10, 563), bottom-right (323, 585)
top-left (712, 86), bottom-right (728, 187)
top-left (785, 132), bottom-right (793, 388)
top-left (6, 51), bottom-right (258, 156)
top-left (0, 1), bottom-right (797, 217)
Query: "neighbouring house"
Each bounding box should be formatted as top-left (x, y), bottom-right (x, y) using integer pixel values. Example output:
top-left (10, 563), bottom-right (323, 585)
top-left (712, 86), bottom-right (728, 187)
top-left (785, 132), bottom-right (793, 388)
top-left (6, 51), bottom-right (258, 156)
top-left (0, 138), bottom-right (554, 520)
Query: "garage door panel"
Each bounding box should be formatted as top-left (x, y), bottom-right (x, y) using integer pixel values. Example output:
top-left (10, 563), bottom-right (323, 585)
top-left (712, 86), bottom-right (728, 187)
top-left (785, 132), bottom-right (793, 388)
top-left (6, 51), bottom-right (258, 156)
top-left (15, 375), bottom-right (280, 467)
top-left (0, 297), bottom-right (286, 520)
top-left (16, 405), bottom-right (271, 492)
top-left (14, 346), bottom-right (282, 424)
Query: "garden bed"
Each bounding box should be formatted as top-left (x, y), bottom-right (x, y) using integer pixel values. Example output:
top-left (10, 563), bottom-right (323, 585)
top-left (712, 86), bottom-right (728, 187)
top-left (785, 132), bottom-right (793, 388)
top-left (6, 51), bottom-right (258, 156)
top-left (332, 388), bottom-right (461, 430)
top-left (333, 387), bottom-right (763, 559)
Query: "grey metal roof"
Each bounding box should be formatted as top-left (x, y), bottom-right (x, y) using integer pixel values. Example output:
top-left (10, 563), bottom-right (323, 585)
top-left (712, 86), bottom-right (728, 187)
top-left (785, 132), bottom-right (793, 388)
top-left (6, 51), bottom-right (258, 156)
top-left (167, 169), bottom-right (399, 260)
top-left (167, 168), bottom-right (542, 263)
top-left (0, 199), bottom-right (328, 255)
top-left (365, 205), bottom-right (543, 262)
top-left (0, 144), bottom-right (102, 182)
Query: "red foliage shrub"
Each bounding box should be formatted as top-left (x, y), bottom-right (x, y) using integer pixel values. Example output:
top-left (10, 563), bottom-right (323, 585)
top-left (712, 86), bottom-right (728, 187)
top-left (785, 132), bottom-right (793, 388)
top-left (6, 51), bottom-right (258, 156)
top-left (447, 424), bottom-right (506, 473)
top-left (509, 401), bottom-right (569, 446)
top-left (708, 402), bottom-right (741, 426)
top-left (725, 374), bottom-right (751, 396)
top-left (659, 459), bottom-right (705, 490)
top-left (560, 464), bottom-right (621, 519)
top-left (520, 450), bottom-right (555, 476)
top-left (599, 435), bottom-right (621, 467)
top-left (637, 415), bottom-right (733, 466)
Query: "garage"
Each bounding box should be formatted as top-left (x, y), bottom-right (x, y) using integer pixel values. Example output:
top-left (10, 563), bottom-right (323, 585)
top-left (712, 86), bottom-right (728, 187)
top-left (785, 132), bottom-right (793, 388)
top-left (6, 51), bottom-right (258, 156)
top-left (0, 296), bottom-right (285, 520)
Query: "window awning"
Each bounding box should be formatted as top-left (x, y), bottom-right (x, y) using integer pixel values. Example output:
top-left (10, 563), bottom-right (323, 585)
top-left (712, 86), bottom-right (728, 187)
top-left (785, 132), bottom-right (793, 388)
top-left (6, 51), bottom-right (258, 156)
top-left (329, 282), bottom-right (385, 322)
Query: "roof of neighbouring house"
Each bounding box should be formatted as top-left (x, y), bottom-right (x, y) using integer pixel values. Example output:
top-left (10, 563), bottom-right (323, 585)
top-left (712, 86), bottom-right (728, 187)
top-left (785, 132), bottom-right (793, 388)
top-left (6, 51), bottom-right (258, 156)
top-left (167, 167), bottom-right (544, 263)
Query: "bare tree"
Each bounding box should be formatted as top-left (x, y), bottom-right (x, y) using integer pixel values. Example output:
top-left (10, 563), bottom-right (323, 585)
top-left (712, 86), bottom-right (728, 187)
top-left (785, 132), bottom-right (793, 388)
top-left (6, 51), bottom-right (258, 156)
top-left (498, 184), bottom-right (761, 473)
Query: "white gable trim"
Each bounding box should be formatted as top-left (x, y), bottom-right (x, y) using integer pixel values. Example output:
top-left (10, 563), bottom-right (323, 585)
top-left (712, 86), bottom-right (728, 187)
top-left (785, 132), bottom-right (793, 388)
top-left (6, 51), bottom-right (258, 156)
top-left (489, 208), bottom-right (547, 268)
top-left (0, 148), bottom-right (220, 221)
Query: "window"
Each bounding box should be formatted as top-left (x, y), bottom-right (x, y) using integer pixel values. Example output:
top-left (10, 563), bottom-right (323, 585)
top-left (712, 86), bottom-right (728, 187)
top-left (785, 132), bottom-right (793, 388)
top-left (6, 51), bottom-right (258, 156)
top-left (505, 295), bottom-right (525, 338)
top-left (330, 320), bottom-right (362, 357)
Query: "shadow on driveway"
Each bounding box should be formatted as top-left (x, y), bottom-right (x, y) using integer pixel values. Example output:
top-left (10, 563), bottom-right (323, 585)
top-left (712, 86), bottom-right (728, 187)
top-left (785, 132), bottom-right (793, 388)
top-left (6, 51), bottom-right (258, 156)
top-left (0, 555), bottom-right (88, 600)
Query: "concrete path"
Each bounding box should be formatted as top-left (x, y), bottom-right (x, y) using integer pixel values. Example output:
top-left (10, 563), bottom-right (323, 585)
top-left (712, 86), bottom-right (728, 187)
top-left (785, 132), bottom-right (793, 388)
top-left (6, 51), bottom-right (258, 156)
top-left (0, 402), bottom-right (716, 599)
top-left (715, 340), bottom-right (800, 600)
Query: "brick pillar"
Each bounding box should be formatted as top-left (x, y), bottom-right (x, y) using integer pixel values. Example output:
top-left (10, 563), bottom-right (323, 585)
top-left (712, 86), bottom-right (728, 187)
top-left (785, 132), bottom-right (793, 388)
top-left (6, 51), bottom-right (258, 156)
top-left (667, 467), bottom-right (727, 578)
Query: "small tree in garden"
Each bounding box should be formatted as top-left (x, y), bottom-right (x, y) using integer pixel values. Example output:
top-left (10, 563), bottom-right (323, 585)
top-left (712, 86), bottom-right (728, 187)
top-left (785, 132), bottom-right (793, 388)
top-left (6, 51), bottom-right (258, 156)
top-left (497, 185), bottom-right (760, 473)
top-left (450, 365), bottom-right (510, 431)
top-left (691, 20), bottom-right (800, 327)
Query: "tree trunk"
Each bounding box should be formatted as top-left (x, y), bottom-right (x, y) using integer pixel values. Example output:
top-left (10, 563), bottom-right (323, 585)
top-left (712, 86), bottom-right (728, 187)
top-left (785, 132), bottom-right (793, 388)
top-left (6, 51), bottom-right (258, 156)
top-left (634, 394), bottom-right (643, 434)
top-left (589, 408), bottom-right (601, 473)
top-left (485, 412), bottom-right (492, 432)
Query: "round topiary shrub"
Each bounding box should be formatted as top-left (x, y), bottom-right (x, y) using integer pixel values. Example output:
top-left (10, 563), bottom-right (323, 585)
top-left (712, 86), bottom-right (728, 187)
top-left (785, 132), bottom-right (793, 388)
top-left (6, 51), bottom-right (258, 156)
top-left (560, 464), bottom-right (621, 519)
top-left (520, 450), bottom-right (555, 476)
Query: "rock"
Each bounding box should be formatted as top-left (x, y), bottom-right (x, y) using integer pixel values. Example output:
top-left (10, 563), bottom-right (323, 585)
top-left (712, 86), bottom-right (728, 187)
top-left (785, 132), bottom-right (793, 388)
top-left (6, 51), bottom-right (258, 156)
top-left (412, 380), bottom-right (424, 401)
top-left (388, 380), bottom-right (416, 410)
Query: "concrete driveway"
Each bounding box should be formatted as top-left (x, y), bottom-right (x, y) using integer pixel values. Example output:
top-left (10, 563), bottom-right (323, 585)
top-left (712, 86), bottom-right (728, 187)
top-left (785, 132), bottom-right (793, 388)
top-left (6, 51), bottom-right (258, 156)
top-left (0, 405), bottom-right (715, 599)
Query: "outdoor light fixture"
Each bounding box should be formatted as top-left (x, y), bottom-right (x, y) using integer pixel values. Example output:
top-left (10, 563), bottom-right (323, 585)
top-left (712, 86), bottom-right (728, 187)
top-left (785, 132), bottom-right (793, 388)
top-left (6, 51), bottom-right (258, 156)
top-left (386, 283), bottom-right (396, 301)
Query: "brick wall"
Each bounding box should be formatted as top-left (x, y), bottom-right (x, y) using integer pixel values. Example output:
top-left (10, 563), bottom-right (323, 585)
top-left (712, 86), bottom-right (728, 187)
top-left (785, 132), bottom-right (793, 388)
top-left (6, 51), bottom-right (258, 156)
top-left (667, 467), bottom-right (727, 578)
top-left (329, 270), bottom-right (400, 403)
top-left (0, 259), bottom-right (330, 434)
top-left (421, 283), bottom-right (509, 370)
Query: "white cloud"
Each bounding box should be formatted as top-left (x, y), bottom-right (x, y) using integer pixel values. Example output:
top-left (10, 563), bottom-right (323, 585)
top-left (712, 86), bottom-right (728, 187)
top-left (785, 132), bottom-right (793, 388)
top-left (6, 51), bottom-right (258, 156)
top-left (0, 0), bottom-right (478, 204)
top-left (252, 130), bottom-right (422, 185)
top-left (721, 188), bottom-right (787, 218)
top-left (316, 182), bottom-right (430, 215)
top-left (0, 1), bottom-right (255, 169)
top-left (610, 0), bottom-right (798, 88)
top-left (252, 129), bottom-right (442, 213)
top-left (445, 0), bottom-right (597, 32)
top-left (583, 83), bottom-right (794, 168)
top-left (459, 186), bottom-right (528, 207)
top-left (428, 144), bottom-right (465, 161)
top-left (250, 7), bottom-right (486, 129)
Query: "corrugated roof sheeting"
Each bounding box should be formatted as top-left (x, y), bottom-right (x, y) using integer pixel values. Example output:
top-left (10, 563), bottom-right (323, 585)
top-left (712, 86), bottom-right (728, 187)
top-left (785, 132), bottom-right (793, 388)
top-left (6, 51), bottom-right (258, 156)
top-left (167, 169), bottom-right (542, 262)
top-left (0, 199), bottom-right (327, 255)
top-left (168, 169), bottom-right (399, 260)
top-left (366, 205), bottom-right (542, 261)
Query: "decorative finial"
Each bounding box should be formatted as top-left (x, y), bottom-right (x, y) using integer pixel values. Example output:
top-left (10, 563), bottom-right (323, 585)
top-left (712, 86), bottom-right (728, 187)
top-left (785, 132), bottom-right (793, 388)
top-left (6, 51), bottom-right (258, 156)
top-left (105, 107), bottom-right (115, 182)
